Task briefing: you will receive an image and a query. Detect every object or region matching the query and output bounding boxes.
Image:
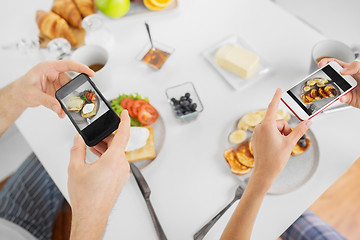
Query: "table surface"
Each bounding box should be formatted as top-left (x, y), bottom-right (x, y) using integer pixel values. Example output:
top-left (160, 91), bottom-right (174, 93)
top-left (1, 0), bottom-right (360, 239)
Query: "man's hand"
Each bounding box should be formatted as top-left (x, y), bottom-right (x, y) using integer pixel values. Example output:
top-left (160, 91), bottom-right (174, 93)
top-left (14, 60), bottom-right (94, 118)
top-left (68, 110), bottom-right (130, 240)
top-left (319, 58), bottom-right (360, 109)
top-left (251, 89), bottom-right (312, 189)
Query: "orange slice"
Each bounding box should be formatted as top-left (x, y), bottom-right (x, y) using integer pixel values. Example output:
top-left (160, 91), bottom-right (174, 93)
top-left (143, 0), bottom-right (166, 11)
top-left (149, 0), bottom-right (173, 8)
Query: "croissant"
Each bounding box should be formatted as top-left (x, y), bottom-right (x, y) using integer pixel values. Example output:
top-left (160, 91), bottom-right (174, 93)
top-left (73, 0), bottom-right (95, 17)
top-left (301, 85), bottom-right (337, 104)
top-left (36, 10), bottom-right (77, 46)
top-left (51, 0), bottom-right (83, 28)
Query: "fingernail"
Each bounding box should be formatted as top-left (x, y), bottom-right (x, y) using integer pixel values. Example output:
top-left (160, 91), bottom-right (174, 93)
top-left (305, 120), bottom-right (312, 127)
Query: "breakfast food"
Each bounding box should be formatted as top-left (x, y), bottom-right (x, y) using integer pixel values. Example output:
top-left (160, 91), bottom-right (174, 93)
top-left (51, 0), bottom-right (83, 28)
top-left (300, 78), bottom-right (338, 104)
top-left (81, 103), bottom-right (97, 118)
top-left (125, 127), bottom-right (150, 152)
top-left (111, 93), bottom-right (158, 126)
top-left (170, 92), bottom-right (198, 117)
top-left (224, 109), bottom-right (310, 175)
top-left (36, 10), bottom-right (77, 46)
top-left (215, 44), bottom-right (259, 79)
top-left (292, 134), bottom-right (311, 155)
top-left (125, 126), bottom-right (156, 162)
top-left (81, 90), bottom-right (97, 103)
top-left (73, 0), bottom-right (96, 17)
top-left (67, 96), bottom-right (85, 112)
top-left (224, 149), bottom-right (251, 175)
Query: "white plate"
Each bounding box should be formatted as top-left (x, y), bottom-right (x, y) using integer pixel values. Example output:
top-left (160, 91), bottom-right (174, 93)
top-left (202, 35), bottom-right (274, 91)
top-left (225, 112), bottom-right (319, 194)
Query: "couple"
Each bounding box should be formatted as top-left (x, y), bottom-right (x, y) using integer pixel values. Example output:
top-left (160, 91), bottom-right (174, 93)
top-left (1, 58), bottom-right (358, 239)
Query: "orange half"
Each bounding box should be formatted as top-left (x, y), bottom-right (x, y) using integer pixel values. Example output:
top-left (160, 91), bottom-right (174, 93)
top-left (143, 0), bottom-right (165, 11)
top-left (149, 0), bottom-right (173, 8)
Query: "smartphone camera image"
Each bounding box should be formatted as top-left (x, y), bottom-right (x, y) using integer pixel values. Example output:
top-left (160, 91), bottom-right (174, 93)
top-left (282, 61), bottom-right (357, 120)
top-left (56, 74), bottom-right (120, 146)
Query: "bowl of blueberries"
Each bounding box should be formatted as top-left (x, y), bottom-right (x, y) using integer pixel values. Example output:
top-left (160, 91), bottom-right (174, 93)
top-left (165, 82), bottom-right (204, 123)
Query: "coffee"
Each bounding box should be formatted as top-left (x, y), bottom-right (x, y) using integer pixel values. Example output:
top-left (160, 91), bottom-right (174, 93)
top-left (88, 63), bottom-right (104, 72)
top-left (315, 56), bottom-right (332, 63)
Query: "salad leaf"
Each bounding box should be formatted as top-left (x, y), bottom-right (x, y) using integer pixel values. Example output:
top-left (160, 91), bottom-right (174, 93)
top-left (111, 93), bottom-right (149, 127)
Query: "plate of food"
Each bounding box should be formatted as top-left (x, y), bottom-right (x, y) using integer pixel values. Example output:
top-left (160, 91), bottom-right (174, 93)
top-left (111, 93), bottom-right (165, 170)
top-left (202, 35), bottom-right (273, 91)
top-left (224, 109), bottom-right (319, 194)
top-left (65, 89), bottom-right (100, 127)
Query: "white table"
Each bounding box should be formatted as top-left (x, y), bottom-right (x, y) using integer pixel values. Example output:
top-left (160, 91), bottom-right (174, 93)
top-left (1, 0), bottom-right (360, 239)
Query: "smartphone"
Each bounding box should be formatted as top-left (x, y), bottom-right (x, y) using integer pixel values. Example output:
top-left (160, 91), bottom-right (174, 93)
top-left (281, 61), bottom-right (357, 121)
top-left (55, 73), bottom-right (120, 146)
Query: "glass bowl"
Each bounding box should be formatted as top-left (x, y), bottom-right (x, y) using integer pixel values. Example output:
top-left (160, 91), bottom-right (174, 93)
top-left (136, 41), bottom-right (175, 70)
top-left (165, 82), bottom-right (204, 123)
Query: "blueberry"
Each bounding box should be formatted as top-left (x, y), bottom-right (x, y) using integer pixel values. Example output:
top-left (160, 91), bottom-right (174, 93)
top-left (180, 100), bottom-right (190, 107)
top-left (171, 97), bottom-right (177, 103)
top-left (184, 106), bottom-right (191, 112)
top-left (173, 100), bottom-right (180, 106)
top-left (185, 92), bottom-right (190, 99)
top-left (188, 98), bottom-right (192, 104)
top-left (180, 96), bottom-right (186, 101)
top-left (300, 134), bottom-right (306, 140)
top-left (174, 104), bottom-right (181, 110)
top-left (298, 139), bottom-right (307, 147)
top-left (190, 103), bottom-right (197, 111)
top-left (176, 110), bottom-right (183, 116)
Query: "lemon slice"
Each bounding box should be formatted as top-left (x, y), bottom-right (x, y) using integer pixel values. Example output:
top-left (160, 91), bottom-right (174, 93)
top-left (242, 112), bottom-right (262, 127)
top-left (229, 129), bottom-right (247, 144)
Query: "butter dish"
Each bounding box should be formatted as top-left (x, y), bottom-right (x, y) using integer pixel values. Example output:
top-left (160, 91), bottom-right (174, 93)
top-left (202, 35), bottom-right (273, 91)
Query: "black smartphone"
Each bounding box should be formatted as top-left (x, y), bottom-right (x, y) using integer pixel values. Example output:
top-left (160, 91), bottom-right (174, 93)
top-left (55, 73), bottom-right (120, 146)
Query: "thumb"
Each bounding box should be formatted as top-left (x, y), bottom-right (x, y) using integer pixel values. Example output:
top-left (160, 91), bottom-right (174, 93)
top-left (70, 134), bottom-right (86, 169)
top-left (288, 120), bottom-right (312, 145)
top-left (38, 92), bottom-right (64, 117)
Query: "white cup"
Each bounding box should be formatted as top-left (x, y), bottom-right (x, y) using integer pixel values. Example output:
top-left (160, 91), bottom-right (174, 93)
top-left (310, 39), bottom-right (358, 73)
top-left (71, 45), bottom-right (111, 92)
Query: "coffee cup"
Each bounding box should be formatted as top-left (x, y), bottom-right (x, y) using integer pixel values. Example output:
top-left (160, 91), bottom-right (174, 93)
top-left (71, 45), bottom-right (111, 92)
top-left (309, 40), bottom-right (358, 73)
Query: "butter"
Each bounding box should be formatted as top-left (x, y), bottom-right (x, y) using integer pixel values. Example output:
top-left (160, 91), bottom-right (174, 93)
top-left (215, 44), bottom-right (259, 79)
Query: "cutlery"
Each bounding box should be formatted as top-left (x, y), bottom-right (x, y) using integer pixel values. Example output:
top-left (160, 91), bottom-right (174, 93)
top-left (145, 22), bottom-right (155, 50)
top-left (193, 184), bottom-right (246, 240)
top-left (130, 163), bottom-right (168, 240)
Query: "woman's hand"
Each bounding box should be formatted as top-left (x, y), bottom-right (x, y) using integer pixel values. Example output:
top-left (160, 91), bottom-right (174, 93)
top-left (319, 58), bottom-right (360, 109)
top-left (13, 60), bottom-right (94, 118)
top-left (68, 110), bottom-right (130, 240)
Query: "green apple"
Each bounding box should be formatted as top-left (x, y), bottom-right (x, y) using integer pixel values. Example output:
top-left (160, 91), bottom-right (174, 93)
top-left (96, 0), bottom-right (130, 18)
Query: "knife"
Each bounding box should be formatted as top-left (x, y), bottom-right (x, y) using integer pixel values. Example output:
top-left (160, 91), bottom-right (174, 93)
top-left (130, 163), bottom-right (168, 240)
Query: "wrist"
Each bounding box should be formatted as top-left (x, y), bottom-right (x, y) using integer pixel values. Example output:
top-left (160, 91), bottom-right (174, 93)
top-left (248, 169), bottom-right (275, 194)
top-left (71, 210), bottom-right (109, 240)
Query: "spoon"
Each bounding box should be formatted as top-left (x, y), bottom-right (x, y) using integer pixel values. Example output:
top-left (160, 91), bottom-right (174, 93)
top-left (145, 21), bottom-right (155, 51)
top-left (193, 184), bottom-right (246, 240)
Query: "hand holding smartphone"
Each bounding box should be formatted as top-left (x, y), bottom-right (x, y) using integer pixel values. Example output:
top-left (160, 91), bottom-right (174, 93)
top-left (55, 74), bottom-right (119, 146)
top-left (281, 61), bottom-right (358, 121)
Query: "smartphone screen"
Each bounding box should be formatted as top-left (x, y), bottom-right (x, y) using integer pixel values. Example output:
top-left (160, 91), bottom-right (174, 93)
top-left (286, 64), bottom-right (352, 116)
top-left (56, 74), bottom-right (119, 146)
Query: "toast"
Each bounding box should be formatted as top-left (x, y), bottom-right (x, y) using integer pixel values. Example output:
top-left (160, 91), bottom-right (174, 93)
top-left (126, 126), bottom-right (156, 162)
top-left (67, 96), bottom-right (85, 112)
top-left (81, 103), bottom-right (96, 118)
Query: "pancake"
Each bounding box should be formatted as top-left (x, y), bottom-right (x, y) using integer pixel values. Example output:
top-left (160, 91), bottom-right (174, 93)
top-left (224, 149), bottom-right (251, 175)
top-left (292, 137), bottom-right (311, 155)
top-left (234, 141), bottom-right (255, 168)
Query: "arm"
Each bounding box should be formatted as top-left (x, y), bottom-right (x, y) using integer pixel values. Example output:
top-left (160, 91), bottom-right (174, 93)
top-left (0, 60), bottom-right (94, 136)
top-left (318, 59), bottom-right (360, 109)
top-left (221, 89), bottom-right (312, 240)
top-left (68, 110), bottom-right (131, 240)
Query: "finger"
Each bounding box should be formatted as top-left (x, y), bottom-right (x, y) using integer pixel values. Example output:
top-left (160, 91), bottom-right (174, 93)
top-left (102, 133), bottom-right (115, 145)
top-left (70, 134), bottom-right (86, 169)
top-left (50, 60), bottom-right (95, 77)
top-left (90, 141), bottom-right (108, 155)
top-left (339, 94), bottom-right (351, 104)
top-left (276, 119), bottom-right (292, 136)
top-left (59, 72), bottom-right (72, 86)
top-left (109, 110), bottom-right (130, 153)
top-left (288, 120), bottom-right (312, 145)
top-left (37, 92), bottom-right (63, 117)
top-left (318, 58), bottom-right (346, 68)
top-left (263, 88), bottom-right (282, 122)
top-left (89, 147), bottom-right (102, 157)
top-left (341, 61), bottom-right (360, 76)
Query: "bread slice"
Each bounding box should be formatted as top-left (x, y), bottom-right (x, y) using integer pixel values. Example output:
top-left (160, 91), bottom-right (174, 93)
top-left (81, 103), bottom-right (96, 118)
top-left (126, 126), bottom-right (156, 162)
top-left (67, 96), bottom-right (84, 112)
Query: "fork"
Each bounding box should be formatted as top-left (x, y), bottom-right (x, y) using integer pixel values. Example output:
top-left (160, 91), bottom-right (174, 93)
top-left (193, 184), bottom-right (245, 240)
